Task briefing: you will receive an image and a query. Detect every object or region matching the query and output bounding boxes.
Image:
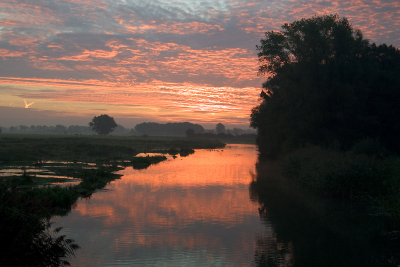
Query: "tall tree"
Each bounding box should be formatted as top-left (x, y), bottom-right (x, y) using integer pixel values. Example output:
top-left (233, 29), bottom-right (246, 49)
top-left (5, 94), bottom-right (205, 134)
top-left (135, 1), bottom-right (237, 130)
top-left (89, 114), bottom-right (118, 136)
top-left (251, 14), bottom-right (400, 157)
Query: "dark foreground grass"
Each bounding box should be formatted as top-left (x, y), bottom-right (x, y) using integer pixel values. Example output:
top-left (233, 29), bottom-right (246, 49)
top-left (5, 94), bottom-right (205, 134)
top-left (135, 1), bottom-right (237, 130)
top-left (280, 145), bottom-right (400, 224)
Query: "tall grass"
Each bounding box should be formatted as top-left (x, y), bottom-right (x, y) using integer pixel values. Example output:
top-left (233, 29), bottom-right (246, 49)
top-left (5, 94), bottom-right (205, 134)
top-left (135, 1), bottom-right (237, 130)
top-left (280, 145), bottom-right (400, 219)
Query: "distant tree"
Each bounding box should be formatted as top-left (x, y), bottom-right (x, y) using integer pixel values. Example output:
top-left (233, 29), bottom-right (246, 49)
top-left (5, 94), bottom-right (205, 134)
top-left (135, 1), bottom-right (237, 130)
top-left (113, 124), bottom-right (126, 134)
top-left (186, 128), bottom-right (195, 137)
top-left (19, 125), bottom-right (28, 132)
top-left (135, 122), bottom-right (159, 135)
top-left (89, 114), bottom-right (118, 135)
top-left (232, 128), bottom-right (244, 136)
top-left (9, 126), bottom-right (16, 132)
top-left (67, 125), bottom-right (92, 134)
top-left (0, 128), bottom-right (2, 134)
top-left (216, 123), bottom-right (226, 134)
top-left (67, 125), bottom-right (78, 134)
top-left (55, 125), bottom-right (67, 134)
top-left (135, 122), bottom-right (204, 136)
top-left (36, 125), bottom-right (48, 133)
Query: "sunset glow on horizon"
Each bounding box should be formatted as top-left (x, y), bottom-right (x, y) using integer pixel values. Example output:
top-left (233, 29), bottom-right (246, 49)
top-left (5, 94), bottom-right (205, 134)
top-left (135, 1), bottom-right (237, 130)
top-left (1, 0), bottom-right (399, 128)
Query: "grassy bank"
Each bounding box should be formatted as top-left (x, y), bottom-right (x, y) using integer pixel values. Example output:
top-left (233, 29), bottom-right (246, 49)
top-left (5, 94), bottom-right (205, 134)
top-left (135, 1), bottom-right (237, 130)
top-left (279, 145), bottom-right (400, 224)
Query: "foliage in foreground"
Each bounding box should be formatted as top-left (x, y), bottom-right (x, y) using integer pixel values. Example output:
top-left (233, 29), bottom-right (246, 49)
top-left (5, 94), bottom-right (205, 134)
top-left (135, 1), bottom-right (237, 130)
top-left (0, 186), bottom-right (80, 266)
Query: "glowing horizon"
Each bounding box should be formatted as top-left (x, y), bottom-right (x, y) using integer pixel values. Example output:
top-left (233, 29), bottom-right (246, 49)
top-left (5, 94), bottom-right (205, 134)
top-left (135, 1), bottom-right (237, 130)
top-left (1, 0), bottom-right (399, 128)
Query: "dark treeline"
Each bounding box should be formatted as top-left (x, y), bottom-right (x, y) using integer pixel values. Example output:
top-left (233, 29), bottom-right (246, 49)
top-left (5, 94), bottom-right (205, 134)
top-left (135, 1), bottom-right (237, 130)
top-left (1, 122), bottom-right (256, 137)
top-left (1, 124), bottom-right (129, 134)
top-left (251, 14), bottom-right (400, 157)
top-left (135, 122), bottom-right (205, 136)
top-left (187, 132), bottom-right (257, 143)
top-left (203, 125), bottom-right (256, 136)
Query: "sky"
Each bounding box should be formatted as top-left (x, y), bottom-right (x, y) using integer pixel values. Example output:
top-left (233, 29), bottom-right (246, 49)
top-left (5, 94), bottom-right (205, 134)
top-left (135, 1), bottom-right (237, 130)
top-left (0, 0), bottom-right (399, 129)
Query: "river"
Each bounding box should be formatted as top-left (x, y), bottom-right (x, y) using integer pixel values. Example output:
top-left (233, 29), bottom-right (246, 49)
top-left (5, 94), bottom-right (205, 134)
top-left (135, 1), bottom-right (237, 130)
top-left (54, 144), bottom-right (264, 266)
top-left (53, 144), bottom-right (399, 266)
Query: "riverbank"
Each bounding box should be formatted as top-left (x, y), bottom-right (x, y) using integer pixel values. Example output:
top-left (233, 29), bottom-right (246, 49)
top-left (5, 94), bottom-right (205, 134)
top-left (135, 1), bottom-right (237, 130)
top-left (260, 144), bottom-right (400, 228)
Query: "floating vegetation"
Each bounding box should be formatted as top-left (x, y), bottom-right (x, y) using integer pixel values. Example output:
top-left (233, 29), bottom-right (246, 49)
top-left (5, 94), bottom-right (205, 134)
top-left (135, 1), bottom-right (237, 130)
top-left (131, 156), bottom-right (167, 169)
top-left (179, 147), bottom-right (195, 157)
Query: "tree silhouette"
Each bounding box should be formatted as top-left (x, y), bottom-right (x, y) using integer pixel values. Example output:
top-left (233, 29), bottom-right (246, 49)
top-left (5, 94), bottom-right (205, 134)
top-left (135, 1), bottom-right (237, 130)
top-left (186, 128), bottom-right (195, 137)
top-left (251, 14), bottom-right (400, 156)
top-left (216, 123), bottom-right (226, 134)
top-left (89, 114), bottom-right (117, 136)
top-left (135, 122), bottom-right (204, 136)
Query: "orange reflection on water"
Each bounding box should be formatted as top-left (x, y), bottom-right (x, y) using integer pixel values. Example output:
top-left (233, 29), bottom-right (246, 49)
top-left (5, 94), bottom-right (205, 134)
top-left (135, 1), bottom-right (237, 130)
top-left (64, 144), bottom-right (262, 266)
top-left (116, 145), bottom-right (257, 187)
top-left (75, 145), bottom-right (259, 226)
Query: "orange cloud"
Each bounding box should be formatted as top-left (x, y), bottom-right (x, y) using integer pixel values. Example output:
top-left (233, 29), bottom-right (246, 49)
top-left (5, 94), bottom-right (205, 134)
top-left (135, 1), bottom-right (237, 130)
top-left (0, 49), bottom-right (28, 58)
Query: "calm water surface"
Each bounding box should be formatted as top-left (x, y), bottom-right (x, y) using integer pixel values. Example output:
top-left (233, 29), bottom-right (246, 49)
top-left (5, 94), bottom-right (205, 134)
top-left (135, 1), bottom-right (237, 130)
top-left (54, 144), bottom-right (264, 266)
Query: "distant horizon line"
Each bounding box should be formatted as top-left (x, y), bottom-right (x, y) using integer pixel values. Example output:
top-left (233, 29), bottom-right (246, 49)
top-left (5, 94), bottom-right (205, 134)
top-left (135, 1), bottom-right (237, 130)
top-left (0, 122), bottom-right (254, 131)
